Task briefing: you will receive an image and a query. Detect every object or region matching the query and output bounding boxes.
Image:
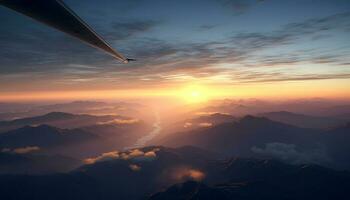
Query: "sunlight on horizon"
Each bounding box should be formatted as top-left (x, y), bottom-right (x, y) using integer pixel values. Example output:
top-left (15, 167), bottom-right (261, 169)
top-left (180, 85), bottom-right (210, 103)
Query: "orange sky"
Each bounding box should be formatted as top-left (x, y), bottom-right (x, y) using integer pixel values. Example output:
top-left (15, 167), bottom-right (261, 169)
top-left (2, 79), bottom-right (349, 102)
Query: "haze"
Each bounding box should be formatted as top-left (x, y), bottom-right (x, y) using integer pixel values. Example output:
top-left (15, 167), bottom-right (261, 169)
top-left (0, 1), bottom-right (350, 200)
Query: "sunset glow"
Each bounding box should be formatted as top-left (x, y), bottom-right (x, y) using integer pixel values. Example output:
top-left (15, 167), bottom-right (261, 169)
top-left (180, 85), bottom-right (210, 103)
top-left (0, 1), bottom-right (349, 199)
top-left (1, 78), bottom-right (349, 103)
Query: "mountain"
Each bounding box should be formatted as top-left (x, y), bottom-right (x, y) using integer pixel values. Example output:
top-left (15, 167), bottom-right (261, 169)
top-left (0, 101), bottom-right (109, 120)
top-left (160, 112), bottom-right (237, 137)
top-left (149, 158), bottom-right (350, 200)
top-left (258, 111), bottom-right (345, 129)
top-left (323, 123), bottom-right (350, 169)
top-left (320, 104), bottom-right (350, 116)
top-left (191, 113), bottom-right (237, 125)
top-left (80, 122), bottom-right (151, 149)
top-left (0, 125), bottom-right (97, 148)
top-left (0, 101), bottom-right (149, 121)
top-left (0, 112), bottom-right (132, 133)
top-left (0, 124), bottom-right (142, 158)
top-left (0, 146), bottom-right (348, 200)
top-left (158, 116), bottom-right (320, 157)
top-left (0, 112), bottom-right (152, 157)
top-left (0, 146), bottom-right (216, 200)
top-left (149, 181), bottom-right (226, 200)
top-left (0, 152), bottom-right (81, 174)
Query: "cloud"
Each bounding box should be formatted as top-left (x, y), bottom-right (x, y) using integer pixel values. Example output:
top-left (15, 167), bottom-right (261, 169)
top-left (106, 20), bottom-right (160, 41)
top-left (1, 146), bottom-right (40, 154)
top-left (184, 122), bottom-right (193, 128)
top-left (169, 167), bottom-right (206, 182)
top-left (251, 142), bottom-right (331, 165)
top-left (1, 2), bottom-right (349, 89)
top-left (240, 73), bottom-right (350, 83)
top-left (198, 122), bottom-right (213, 127)
top-left (13, 146), bottom-right (40, 154)
top-left (195, 112), bottom-right (221, 116)
top-left (129, 148), bottom-right (158, 162)
top-left (129, 164), bottom-right (142, 171)
top-left (120, 12), bottom-right (350, 84)
top-left (84, 148), bottom-right (159, 164)
top-left (0, 16), bottom-right (159, 73)
top-left (84, 151), bottom-right (119, 164)
top-left (98, 118), bottom-right (140, 125)
top-left (127, 149), bottom-right (145, 158)
top-left (144, 151), bottom-right (157, 158)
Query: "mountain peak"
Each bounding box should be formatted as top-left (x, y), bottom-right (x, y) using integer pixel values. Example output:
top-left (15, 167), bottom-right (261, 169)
top-left (240, 115), bottom-right (272, 124)
top-left (19, 124), bottom-right (61, 133)
top-left (42, 112), bottom-right (75, 118)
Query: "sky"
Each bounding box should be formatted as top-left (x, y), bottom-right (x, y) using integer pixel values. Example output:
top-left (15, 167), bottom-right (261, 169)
top-left (0, 0), bottom-right (349, 101)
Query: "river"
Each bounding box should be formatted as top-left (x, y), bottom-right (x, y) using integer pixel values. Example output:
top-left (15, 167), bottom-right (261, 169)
top-left (132, 111), bottom-right (161, 148)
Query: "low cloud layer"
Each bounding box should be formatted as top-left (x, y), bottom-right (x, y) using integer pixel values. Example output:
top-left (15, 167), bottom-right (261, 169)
top-left (84, 148), bottom-right (159, 164)
top-left (251, 142), bottom-right (331, 165)
top-left (129, 164), bottom-right (142, 171)
top-left (198, 122), bottom-right (213, 128)
top-left (98, 118), bottom-right (140, 125)
top-left (168, 166), bottom-right (206, 182)
top-left (84, 151), bottom-right (120, 164)
top-left (1, 146), bottom-right (40, 154)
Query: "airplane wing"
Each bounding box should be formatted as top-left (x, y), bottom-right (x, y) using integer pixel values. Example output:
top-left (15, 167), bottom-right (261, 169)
top-left (0, 0), bottom-right (131, 63)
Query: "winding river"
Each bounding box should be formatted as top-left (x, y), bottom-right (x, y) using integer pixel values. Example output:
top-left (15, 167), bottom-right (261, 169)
top-left (132, 111), bottom-right (161, 148)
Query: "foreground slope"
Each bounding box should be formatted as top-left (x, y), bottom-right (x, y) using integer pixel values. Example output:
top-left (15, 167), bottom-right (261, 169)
top-left (0, 146), bottom-right (349, 200)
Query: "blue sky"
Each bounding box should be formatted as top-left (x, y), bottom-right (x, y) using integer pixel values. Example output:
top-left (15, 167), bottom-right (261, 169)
top-left (0, 0), bottom-right (349, 95)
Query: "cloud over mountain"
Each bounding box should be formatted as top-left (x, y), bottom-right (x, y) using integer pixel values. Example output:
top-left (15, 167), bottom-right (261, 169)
top-left (251, 142), bottom-right (331, 165)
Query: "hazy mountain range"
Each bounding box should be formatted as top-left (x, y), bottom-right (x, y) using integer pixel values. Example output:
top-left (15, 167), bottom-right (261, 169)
top-left (157, 115), bottom-right (350, 170)
top-left (0, 111), bottom-right (140, 133)
top-left (0, 100), bottom-right (349, 199)
top-left (0, 101), bottom-right (148, 121)
top-left (0, 151), bottom-right (81, 174)
top-left (0, 112), bottom-right (150, 158)
top-left (258, 111), bottom-right (345, 129)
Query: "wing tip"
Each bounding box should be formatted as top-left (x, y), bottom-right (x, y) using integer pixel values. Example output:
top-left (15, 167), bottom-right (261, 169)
top-left (123, 58), bottom-right (136, 64)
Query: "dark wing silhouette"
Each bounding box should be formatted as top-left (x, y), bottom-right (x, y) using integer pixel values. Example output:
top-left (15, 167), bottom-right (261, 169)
top-left (0, 0), bottom-right (131, 63)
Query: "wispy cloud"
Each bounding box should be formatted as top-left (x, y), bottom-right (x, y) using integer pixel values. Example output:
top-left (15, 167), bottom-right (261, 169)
top-left (251, 142), bottom-right (331, 165)
top-left (2, 146), bottom-right (40, 154)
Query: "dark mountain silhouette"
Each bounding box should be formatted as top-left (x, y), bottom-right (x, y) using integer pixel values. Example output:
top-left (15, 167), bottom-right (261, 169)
top-left (149, 158), bottom-right (350, 200)
top-left (0, 152), bottom-right (81, 174)
top-left (259, 111), bottom-right (345, 129)
top-left (0, 125), bottom-right (97, 149)
top-left (323, 123), bottom-right (350, 169)
top-left (0, 146), bottom-right (349, 200)
top-left (0, 146), bottom-right (216, 200)
top-left (149, 181), bottom-right (227, 200)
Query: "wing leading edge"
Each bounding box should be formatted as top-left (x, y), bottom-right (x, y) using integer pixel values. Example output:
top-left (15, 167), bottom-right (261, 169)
top-left (0, 0), bottom-right (131, 63)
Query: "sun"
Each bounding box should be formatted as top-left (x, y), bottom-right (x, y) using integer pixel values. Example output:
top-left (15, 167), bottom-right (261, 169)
top-left (180, 85), bottom-right (209, 103)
